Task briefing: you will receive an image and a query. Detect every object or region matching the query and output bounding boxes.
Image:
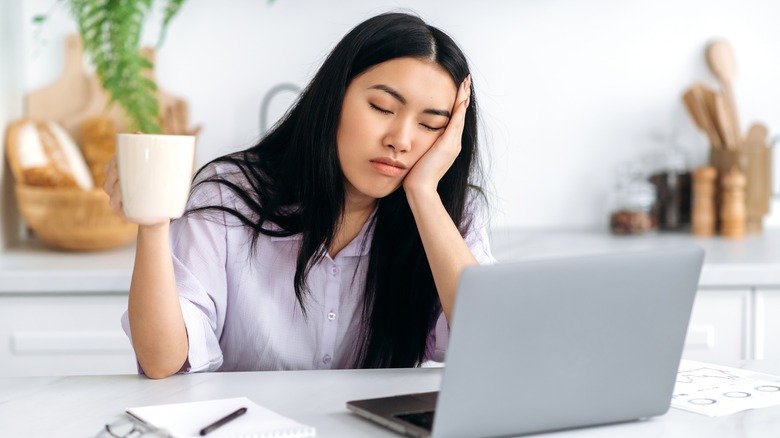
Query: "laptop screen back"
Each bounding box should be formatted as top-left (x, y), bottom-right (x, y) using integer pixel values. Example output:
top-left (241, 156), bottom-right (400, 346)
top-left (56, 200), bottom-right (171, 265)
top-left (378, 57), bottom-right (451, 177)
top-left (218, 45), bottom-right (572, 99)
top-left (432, 246), bottom-right (704, 438)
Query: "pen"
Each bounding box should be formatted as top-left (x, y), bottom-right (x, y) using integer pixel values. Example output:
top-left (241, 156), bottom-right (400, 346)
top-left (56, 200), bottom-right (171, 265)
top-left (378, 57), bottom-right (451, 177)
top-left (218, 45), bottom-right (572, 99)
top-left (199, 407), bottom-right (248, 436)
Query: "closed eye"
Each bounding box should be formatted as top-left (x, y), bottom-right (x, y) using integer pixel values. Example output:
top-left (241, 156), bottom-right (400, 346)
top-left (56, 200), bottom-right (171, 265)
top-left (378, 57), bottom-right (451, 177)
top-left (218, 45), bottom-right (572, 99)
top-left (420, 123), bottom-right (445, 132)
top-left (370, 102), bottom-right (444, 131)
top-left (370, 103), bottom-right (393, 115)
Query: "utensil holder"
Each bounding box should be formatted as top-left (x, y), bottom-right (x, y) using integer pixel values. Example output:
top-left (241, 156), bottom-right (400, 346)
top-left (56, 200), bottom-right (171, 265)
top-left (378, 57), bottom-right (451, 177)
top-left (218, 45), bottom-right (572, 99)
top-left (710, 144), bottom-right (771, 233)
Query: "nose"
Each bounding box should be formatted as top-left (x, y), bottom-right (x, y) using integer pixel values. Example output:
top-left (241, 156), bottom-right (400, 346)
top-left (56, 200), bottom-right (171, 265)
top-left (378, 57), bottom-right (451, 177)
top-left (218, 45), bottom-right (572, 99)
top-left (383, 119), bottom-right (412, 153)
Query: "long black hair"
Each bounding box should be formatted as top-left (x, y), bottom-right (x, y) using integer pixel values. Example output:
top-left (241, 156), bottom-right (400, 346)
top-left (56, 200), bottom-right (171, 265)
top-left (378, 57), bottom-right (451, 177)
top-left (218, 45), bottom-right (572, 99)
top-left (189, 12), bottom-right (483, 368)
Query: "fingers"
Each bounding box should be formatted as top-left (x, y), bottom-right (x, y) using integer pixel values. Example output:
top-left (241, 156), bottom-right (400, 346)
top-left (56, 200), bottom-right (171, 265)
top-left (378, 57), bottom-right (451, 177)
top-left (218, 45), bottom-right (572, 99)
top-left (103, 155), bottom-right (127, 220)
top-left (438, 75), bottom-right (471, 146)
top-left (459, 74), bottom-right (472, 110)
top-left (103, 157), bottom-right (116, 193)
top-left (450, 75), bottom-right (472, 125)
top-left (452, 74), bottom-right (471, 114)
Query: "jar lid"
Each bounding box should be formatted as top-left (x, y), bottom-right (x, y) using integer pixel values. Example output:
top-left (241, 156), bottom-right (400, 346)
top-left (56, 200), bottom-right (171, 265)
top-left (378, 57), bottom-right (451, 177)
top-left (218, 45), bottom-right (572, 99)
top-left (661, 148), bottom-right (688, 171)
top-left (615, 161), bottom-right (647, 187)
top-left (616, 180), bottom-right (656, 209)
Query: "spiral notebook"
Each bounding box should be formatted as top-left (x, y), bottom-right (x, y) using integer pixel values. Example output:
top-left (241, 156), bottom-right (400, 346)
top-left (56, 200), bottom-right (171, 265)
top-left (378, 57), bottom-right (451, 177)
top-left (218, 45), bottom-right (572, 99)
top-left (126, 396), bottom-right (316, 438)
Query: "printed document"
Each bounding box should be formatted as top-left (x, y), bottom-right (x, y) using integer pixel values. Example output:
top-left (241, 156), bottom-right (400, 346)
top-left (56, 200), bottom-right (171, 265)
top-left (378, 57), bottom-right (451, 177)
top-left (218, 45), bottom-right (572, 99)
top-left (672, 360), bottom-right (780, 416)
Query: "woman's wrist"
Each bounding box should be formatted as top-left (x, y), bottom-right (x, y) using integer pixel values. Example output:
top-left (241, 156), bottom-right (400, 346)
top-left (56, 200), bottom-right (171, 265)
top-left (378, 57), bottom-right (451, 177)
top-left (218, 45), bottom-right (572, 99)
top-left (405, 185), bottom-right (441, 211)
top-left (137, 220), bottom-right (170, 239)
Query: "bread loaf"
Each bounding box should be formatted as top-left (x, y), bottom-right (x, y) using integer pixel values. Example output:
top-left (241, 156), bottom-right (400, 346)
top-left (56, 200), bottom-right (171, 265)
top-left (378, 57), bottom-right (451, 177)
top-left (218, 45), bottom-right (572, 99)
top-left (5, 119), bottom-right (94, 190)
top-left (80, 117), bottom-right (117, 187)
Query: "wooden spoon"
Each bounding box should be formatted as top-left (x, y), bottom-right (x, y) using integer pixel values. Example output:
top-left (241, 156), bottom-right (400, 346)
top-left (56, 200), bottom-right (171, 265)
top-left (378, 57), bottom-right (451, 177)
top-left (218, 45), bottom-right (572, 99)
top-left (746, 122), bottom-right (769, 147)
top-left (706, 40), bottom-right (742, 147)
top-left (714, 92), bottom-right (738, 150)
top-left (683, 84), bottom-right (722, 149)
top-left (698, 84), bottom-right (726, 149)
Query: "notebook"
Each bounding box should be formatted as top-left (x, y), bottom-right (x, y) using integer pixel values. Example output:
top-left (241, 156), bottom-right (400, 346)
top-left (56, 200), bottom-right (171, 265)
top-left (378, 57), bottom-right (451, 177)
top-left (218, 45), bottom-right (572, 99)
top-left (347, 246), bottom-right (705, 438)
top-left (126, 396), bottom-right (315, 438)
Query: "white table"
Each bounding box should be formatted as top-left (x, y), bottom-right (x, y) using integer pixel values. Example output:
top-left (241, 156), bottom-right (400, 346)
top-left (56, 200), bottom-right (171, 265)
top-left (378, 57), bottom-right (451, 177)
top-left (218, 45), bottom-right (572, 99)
top-left (2, 362), bottom-right (780, 437)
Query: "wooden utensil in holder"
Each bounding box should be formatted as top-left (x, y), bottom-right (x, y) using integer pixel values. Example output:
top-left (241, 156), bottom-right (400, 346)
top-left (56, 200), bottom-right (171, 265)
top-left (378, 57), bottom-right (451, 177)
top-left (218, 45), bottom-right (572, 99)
top-left (706, 40), bottom-right (742, 148)
top-left (682, 40), bottom-right (774, 236)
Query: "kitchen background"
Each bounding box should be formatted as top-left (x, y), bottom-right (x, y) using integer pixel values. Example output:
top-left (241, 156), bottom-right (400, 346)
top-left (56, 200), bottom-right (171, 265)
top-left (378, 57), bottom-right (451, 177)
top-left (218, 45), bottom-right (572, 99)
top-left (3, 0), bottom-right (780, 249)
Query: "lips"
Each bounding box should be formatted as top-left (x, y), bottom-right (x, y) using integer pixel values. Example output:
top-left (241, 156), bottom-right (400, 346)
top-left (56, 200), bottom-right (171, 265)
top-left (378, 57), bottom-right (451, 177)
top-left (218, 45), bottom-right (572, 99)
top-left (369, 157), bottom-right (406, 176)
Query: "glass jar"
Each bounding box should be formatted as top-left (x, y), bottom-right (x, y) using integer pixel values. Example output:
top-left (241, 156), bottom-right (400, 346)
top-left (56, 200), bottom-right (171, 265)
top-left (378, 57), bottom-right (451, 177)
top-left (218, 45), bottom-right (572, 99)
top-left (648, 147), bottom-right (691, 230)
top-left (609, 162), bottom-right (657, 235)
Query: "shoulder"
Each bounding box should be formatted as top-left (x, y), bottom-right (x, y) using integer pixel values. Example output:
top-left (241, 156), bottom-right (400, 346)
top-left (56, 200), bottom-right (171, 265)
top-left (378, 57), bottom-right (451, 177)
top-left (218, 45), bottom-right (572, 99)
top-left (462, 186), bottom-right (489, 227)
top-left (187, 158), bottom-right (254, 213)
top-left (193, 158), bottom-right (247, 187)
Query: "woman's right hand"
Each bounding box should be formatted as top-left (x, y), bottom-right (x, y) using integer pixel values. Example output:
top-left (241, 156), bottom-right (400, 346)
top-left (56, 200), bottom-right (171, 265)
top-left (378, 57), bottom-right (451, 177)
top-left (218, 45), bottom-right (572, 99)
top-left (105, 155), bottom-right (186, 378)
top-left (103, 156), bottom-right (170, 227)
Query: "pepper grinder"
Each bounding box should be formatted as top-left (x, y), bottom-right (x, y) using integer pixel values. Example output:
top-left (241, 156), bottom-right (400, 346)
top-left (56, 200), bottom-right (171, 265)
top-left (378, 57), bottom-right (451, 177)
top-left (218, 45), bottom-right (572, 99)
top-left (691, 165), bottom-right (717, 236)
top-left (719, 167), bottom-right (747, 238)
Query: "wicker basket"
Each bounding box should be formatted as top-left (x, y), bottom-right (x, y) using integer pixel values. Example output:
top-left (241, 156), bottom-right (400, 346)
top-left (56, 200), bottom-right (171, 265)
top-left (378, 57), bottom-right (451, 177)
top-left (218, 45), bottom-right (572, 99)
top-left (15, 184), bottom-right (137, 251)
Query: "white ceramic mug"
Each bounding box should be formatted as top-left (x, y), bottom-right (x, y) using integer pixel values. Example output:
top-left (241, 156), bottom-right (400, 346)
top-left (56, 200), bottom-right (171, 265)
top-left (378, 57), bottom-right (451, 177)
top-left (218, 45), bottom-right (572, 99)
top-left (116, 133), bottom-right (196, 220)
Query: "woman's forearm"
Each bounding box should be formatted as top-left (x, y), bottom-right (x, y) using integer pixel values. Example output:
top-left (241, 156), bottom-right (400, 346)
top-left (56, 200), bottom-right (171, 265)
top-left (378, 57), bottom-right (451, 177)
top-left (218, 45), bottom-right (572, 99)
top-left (406, 188), bottom-right (478, 324)
top-left (127, 222), bottom-right (189, 378)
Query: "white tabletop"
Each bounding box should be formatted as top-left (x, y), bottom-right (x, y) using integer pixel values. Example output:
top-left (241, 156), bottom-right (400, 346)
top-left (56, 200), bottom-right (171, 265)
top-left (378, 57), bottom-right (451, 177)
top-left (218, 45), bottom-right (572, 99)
top-left (2, 362), bottom-right (780, 438)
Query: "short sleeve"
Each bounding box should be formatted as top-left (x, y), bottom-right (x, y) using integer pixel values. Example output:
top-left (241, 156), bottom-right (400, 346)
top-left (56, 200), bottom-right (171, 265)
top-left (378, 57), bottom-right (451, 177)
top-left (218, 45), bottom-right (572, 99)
top-left (424, 311), bottom-right (450, 363)
top-left (461, 196), bottom-right (497, 266)
top-left (170, 164), bottom-right (244, 373)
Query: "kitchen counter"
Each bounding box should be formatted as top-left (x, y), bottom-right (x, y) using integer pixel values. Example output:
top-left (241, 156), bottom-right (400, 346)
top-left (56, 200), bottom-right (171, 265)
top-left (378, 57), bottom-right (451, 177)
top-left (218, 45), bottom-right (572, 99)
top-left (0, 239), bottom-right (135, 293)
top-left (4, 229), bottom-right (780, 294)
top-left (491, 228), bottom-right (780, 288)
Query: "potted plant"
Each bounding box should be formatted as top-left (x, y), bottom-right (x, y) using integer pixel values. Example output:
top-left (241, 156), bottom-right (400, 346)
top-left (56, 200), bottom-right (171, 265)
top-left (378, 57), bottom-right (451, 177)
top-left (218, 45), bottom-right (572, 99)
top-left (36, 0), bottom-right (189, 134)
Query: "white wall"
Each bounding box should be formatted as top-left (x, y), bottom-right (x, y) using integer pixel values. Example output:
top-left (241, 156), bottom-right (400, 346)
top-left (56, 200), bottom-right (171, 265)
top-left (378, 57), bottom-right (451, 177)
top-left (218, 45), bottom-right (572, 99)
top-left (1, 0), bottom-right (24, 249)
top-left (13, 0), bottom-right (780, 230)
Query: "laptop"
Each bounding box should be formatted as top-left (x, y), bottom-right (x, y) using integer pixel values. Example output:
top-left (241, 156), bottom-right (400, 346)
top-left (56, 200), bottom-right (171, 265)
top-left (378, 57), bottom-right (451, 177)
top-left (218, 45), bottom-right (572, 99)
top-left (347, 246), bottom-right (704, 438)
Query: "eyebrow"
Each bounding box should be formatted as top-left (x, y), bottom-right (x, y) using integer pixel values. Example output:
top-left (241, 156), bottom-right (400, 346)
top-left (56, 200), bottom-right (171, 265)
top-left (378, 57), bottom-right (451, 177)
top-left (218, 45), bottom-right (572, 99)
top-left (368, 84), bottom-right (451, 118)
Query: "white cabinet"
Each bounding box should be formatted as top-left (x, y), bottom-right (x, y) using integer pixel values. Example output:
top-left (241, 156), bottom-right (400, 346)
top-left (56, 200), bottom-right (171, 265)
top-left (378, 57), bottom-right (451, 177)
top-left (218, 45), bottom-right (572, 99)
top-left (0, 293), bottom-right (136, 376)
top-left (683, 289), bottom-right (751, 364)
top-left (757, 289), bottom-right (780, 361)
top-left (684, 288), bottom-right (780, 364)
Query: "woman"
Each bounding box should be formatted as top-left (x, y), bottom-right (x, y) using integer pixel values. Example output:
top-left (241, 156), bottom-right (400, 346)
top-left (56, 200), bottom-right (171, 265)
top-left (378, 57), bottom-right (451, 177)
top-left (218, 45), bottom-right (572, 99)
top-left (105, 12), bottom-right (495, 378)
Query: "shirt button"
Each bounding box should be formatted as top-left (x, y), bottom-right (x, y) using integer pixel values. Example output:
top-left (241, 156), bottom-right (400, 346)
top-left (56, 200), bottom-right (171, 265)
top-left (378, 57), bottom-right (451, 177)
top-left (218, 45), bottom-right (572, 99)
top-left (331, 267), bottom-right (339, 276)
top-left (323, 354), bottom-right (332, 365)
top-left (327, 312), bottom-right (336, 321)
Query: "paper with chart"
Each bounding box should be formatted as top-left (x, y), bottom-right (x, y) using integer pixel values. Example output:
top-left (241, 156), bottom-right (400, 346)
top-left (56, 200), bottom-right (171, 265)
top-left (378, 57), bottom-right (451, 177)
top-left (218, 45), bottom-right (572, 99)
top-left (671, 359), bottom-right (780, 416)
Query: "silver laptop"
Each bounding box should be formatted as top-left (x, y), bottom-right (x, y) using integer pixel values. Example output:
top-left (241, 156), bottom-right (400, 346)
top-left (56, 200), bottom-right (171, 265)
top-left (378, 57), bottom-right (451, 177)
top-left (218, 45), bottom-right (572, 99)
top-left (347, 246), bottom-right (704, 438)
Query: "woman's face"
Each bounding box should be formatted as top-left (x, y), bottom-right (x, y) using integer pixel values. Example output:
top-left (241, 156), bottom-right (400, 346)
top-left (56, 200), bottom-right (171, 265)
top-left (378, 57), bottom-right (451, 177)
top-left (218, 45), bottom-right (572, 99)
top-left (337, 57), bottom-right (457, 204)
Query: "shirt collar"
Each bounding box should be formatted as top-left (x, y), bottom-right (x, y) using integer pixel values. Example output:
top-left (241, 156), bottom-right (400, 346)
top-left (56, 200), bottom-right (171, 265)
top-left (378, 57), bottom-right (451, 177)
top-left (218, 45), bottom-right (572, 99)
top-left (269, 208), bottom-right (376, 258)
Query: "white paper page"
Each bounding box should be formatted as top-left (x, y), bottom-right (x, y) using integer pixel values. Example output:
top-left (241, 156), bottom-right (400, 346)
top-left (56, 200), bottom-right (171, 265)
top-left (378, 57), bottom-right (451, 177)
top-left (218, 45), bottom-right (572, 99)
top-left (671, 360), bottom-right (780, 416)
top-left (126, 396), bottom-right (315, 438)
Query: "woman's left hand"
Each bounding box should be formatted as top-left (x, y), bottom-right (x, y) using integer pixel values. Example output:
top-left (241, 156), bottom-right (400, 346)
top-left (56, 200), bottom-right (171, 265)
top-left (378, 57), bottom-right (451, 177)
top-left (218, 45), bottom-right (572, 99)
top-left (402, 75), bottom-right (471, 195)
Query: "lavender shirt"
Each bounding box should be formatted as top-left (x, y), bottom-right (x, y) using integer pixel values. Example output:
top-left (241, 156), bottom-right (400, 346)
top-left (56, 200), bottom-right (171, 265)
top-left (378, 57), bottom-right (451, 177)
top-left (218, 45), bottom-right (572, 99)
top-left (121, 163), bottom-right (495, 373)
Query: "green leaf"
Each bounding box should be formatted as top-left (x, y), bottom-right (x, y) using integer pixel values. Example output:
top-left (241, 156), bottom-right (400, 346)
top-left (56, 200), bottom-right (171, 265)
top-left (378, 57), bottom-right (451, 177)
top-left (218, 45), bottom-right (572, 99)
top-left (158, 0), bottom-right (186, 47)
top-left (68, 0), bottom-right (165, 133)
top-left (64, 0), bottom-right (288, 133)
